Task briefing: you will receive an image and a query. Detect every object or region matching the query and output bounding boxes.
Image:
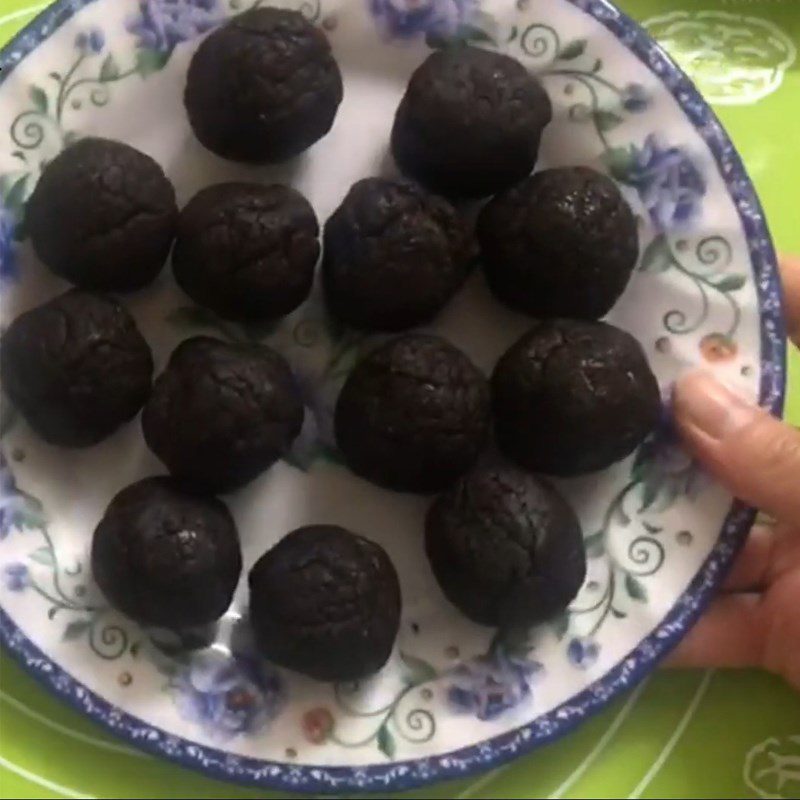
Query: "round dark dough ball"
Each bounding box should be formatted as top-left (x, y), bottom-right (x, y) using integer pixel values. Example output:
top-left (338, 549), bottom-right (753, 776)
top-left (184, 8), bottom-right (343, 163)
top-left (492, 320), bottom-right (661, 476)
top-left (426, 460), bottom-right (585, 627)
top-left (249, 525), bottom-right (401, 681)
top-left (26, 137), bottom-right (178, 292)
top-left (173, 183), bottom-right (319, 322)
top-left (142, 336), bottom-right (304, 493)
top-left (92, 477), bottom-right (242, 629)
top-left (391, 46), bottom-right (552, 198)
top-left (0, 290), bottom-right (153, 447)
top-left (477, 167), bottom-right (639, 319)
top-left (322, 178), bottom-right (476, 331)
top-left (335, 334), bottom-right (490, 493)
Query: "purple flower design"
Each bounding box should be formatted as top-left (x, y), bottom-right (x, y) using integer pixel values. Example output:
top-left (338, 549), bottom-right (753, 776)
top-left (0, 201), bottom-right (17, 282)
top-left (567, 637), bottom-right (600, 670)
top-left (75, 28), bottom-right (105, 54)
top-left (368, 0), bottom-right (479, 41)
top-left (621, 83), bottom-right (649, 113)
top-left (171, 650), bottom-right (284, 741)
top-left (2, 563), bottom-right (29, 592)
top-left (127, 0), bottom-right (221, 54)
top-left (625, 135), bottom-right (707, 230)
top-left (447, 648), bottom-right (543, 721)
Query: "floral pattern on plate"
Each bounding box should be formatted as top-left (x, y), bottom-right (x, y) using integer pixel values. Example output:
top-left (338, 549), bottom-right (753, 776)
top-left (0, 0), bottom-right (784, 793)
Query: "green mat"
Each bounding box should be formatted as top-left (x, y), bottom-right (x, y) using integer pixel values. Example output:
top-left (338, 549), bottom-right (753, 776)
top-left (1, 1), bottom-right (798, 798)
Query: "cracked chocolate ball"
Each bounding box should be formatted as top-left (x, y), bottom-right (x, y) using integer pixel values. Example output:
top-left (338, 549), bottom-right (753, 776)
top-left (391, 46), bottom-right (552, 198)
top-left (92, 477), bottom-right (242, 629)
top-left (335, 334), bottom-right (490, 493)
top-left (322, 178), bottom-right (476, 331)
top-left (142, 336), bottom-right (304, 493)
top-left (426, 460), bottom-right (585, 628)
top-left (0, 290), bottom-right (153, 447)
top-left (491, 320), bottom-right (661, 476)
top-left (249, 525), bottom-right (401, 681)
top-left (184, 7), bottom-right (343, 163)
top-left (477, 167), bottom-right (639, 319)
top-left (173, 183), bottom-right (319, 321)
top-left (26, 138), bottom-right (178, 292)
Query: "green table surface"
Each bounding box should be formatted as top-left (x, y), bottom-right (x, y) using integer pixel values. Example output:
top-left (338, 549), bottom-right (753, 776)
top-left (0, 1), bottom-right (798, 798)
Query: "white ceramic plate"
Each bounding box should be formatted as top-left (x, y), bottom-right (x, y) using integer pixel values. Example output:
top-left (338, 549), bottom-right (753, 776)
top-left (0, 0), bottom-right (785, 793)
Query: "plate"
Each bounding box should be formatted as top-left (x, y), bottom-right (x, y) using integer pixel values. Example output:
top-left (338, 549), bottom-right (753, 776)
top-left (0, 0), bottom-right (785, 794)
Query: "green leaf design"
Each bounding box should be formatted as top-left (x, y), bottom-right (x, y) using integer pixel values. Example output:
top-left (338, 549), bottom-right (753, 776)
top-left (593, 109), bottom-right (624, 132)
top-left (166, 305), bottom-right (221, 329)
top-left (611, 607), bottom-right (627, 619)
top-left (48, 71), bottom-right (62, 82)
top-left (135, 48), bottom-right (171, 78)
top-left (377, 725), bottom-right (396, 759)
top-left (100, 54), bottom-right (121, 82)
top-left (63, 131), bottom-right (81, 147)
top-left (558, 39), bottom-right (587, 60)
top-left (28, 546), bottom-right (55, 566)
top-left (639, 234), bottom-right (674, 274)
top-left (400, 652), bottom-right (437, 686)
top-left (459, 24), bottom-right (495, 44)
top-left (625, 574), bottom-right (648, 602)
top-left (551, 611), bottom-right (570, 640)
top-left (28, 85), bottom-right (49, 113)
top-left (63, 619), bottom-right (91, 641)
top-left (639, 475), bottom-right (660, 512)
top-left (713, 274), bottom-right (746, 293)
top-left (584, 529), bottom-right (605, 558)
top-left (643, 521), bottom-right (663, 535)
top-left (2, 174), bottom-right (29, 217)
top-left (592, 58), bottom-right (603, 73)
top-left (603, 146), bottom-right (637, 183)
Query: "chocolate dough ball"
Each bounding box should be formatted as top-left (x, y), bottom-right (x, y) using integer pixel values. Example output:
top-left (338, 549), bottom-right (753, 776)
top-left (391, 46), bottom-right (552, 198)
top-left (184, 8), bottom-right (343, 163)
top-left (478, 167), bottom-right (639, 319)
top-left (426, 460), bottom-right (585, 627)
top-left (492, 320), bottom-right (660, 476)
top-left (173, 183), bottom-right (319, 321)
top-left (322, 178), bottom-right (476, 331)
top-left (26, 138), bottom-right (177, 292)
top-left (92, 477), bottom-right (242, 629)
top-left (335, 334), bottom-right (490, 493)
top-left (142, 336), bottom-right (304, 493)
top-left (0, 290), bottom-right (153, 447)
top-left (249, 525), bottom-right (401, 681)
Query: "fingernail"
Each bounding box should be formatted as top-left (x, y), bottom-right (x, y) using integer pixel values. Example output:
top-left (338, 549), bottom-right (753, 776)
top-left (673, 372), bottom-right (759, 440)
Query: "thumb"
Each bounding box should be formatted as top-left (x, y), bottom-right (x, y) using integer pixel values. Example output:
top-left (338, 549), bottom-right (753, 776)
top-left (673, 372), bottom-right (800, 522)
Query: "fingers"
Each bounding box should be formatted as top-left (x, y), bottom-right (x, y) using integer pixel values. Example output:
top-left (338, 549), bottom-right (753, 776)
top-left (667, 594), bottom-right (763, 669)
top-left (722, 523), bottom-right (800, 591)
top-left (673, 372), bottom-right (800, 522)
top-left (779, 254), bottom-right (800, 345)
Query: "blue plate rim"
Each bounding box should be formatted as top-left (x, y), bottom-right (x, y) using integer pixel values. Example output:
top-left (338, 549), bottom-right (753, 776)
top-left (0, 0), bottom-right (787, 794)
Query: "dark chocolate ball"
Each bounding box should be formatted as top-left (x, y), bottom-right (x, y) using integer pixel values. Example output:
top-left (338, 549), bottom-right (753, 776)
top-left (26, 138), bottom-right (177, 292)
top-left (322, 178), bottom-right (476, 331)
top-left (335, 334), bottom-right (490, 493)
top-left (477, 167), bottom-right (639, 319)
top-left (426, 460), bottom-right (585, 627)
top-left (142, 336), bottom-right (304, 493)
top-left (492, 320), bottom-right (661, 476)
top-left (173, 183), bottom-right (319, 322)
top-left (184, 8), bottom-right (343, 163)
top-left (92, 477), bottom-right (242, 629)
top-left (391, 46), bottom-right (551, 198)
top-left (249, 525), bottom-right (401, 681)
top-left (0, 290), bottom-right (153, 447)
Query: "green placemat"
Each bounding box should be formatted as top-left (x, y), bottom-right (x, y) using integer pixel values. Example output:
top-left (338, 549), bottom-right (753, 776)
top-left (1, 2), bottom-right (798, 798)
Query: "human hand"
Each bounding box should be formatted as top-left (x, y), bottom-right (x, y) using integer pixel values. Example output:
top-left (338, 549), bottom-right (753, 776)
top-left (669, 255), bottom-right (800, 691)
